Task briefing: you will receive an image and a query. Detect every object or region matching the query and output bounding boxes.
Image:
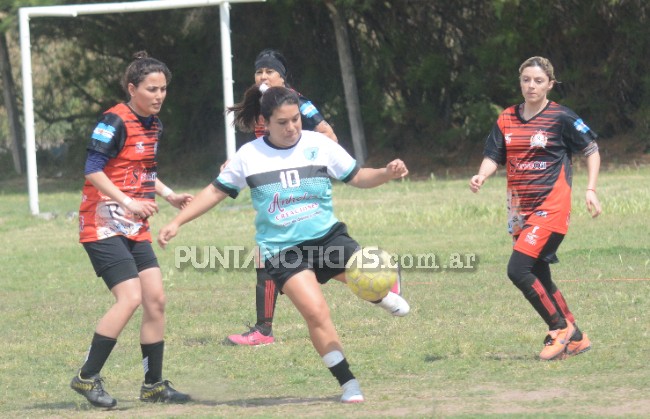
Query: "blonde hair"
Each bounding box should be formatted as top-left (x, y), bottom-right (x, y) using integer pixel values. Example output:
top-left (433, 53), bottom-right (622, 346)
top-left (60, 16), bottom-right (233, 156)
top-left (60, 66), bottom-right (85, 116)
top-left (519, 56), bottom-right (556, 82)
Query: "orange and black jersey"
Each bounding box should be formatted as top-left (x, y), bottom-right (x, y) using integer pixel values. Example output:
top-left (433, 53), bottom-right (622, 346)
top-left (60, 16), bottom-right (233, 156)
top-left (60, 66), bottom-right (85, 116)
top-left (483, 101), bottom-right (597, 236)
top-left (79, 103), bottom-right (161, 243)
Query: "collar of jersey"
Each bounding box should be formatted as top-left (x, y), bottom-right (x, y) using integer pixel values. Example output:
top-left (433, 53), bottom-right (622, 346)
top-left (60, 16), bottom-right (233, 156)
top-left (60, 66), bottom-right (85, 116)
top-left (263, 134), bottom-right (301, 150)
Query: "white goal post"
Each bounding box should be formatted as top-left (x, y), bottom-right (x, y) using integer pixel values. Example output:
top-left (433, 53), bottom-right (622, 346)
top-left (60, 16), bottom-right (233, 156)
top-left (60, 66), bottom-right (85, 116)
top-left (19, 0), bottom-right (265, 215)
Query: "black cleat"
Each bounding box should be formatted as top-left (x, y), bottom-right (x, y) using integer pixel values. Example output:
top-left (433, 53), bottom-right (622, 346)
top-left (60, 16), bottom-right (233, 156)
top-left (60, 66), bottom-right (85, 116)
top-left (140, 380), bottom-right (191, 403)
top-left (70, 372), bottom-right (117, 408)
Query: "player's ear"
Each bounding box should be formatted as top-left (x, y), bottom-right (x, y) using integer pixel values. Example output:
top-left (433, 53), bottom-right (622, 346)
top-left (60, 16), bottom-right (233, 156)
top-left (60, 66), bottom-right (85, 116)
top-left (128, 83), bottom-right (137, 97)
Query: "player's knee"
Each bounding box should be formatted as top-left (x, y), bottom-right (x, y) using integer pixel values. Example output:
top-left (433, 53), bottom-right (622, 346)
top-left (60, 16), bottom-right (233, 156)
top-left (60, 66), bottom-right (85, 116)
top-left (507, 259), bottom-right (529, 288)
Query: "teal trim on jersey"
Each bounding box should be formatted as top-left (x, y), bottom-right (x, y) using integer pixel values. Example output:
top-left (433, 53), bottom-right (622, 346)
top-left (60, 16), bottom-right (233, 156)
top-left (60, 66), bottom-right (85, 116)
top-left (340, 162), bottom-right (358, 182)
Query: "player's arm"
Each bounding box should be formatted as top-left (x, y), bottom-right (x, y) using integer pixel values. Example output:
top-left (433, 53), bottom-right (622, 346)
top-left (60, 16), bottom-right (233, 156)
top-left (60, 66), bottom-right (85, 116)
top-left (583, 143), bottom-right (602, 218)
top-left (85, 166), bottom-right (159, 219)
top-left (314, 120), bottom-right (338, 143)
top-left (347, 159), bottom-right (408, 189)
top-left (158, 184), bottom-right (228, 248)
top-left (155, 178), bottom-right (193, 209)
top-left (469, 157), bottom-right (498, 193)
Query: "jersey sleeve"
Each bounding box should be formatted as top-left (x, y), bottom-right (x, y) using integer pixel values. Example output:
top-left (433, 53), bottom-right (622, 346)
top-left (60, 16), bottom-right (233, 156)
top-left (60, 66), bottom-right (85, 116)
top-left (326, 140), bottom-right (360, 182)
top-left (483, 122), bottom-right (507, 166)
top-left (88, 112), bottom-right (126, 158)
top-left (298, 94), bottom-right (325, 131)
top-left (212, 152), bottom-right (248, 198)
top-left (560, 108), bottom-right (598, 153)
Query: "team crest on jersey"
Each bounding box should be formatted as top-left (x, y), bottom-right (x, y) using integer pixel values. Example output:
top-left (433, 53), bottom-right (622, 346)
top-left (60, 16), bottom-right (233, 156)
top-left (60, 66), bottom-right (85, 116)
top-left (529, 130), bottom-right (548, 148)
top-left (304, 147), bottom-right (319, 161)
top-left (505, 133), bottom-right (512, 144)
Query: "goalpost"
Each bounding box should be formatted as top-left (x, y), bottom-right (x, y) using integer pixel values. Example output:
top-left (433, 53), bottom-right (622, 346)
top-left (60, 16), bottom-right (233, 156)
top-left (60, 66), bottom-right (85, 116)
top-left (19, 0), bottom-right (265, 215)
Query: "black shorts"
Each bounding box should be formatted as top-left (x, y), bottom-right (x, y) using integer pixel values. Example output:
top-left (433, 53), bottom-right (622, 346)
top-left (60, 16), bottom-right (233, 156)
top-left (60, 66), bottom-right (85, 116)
top-left (264, 222), bottom-right (360, 291)
top-left (83, 235), bottom-right (159, 290)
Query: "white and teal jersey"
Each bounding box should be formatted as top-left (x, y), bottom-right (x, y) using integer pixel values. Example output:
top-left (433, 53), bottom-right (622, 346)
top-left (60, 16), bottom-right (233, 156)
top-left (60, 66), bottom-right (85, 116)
top-left (214, 130), bottom-right (360, 260)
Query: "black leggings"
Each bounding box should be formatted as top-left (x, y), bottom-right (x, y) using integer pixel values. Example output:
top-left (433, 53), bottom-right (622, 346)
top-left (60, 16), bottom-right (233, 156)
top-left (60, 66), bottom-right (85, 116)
top-left (507, 250), bottom-right (575, 330)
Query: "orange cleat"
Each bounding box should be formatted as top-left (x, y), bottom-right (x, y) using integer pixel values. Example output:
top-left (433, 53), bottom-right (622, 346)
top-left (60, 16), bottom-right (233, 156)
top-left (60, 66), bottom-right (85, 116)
top-left (565, 333), bottom-right (591, 357)
top-left (539, 322), bottom-right (576, 360)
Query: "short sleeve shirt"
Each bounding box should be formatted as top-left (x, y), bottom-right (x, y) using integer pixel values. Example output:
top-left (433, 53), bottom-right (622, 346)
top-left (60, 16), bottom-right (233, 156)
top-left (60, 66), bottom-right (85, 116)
top-left (483, 101), bottom-right (597, 235)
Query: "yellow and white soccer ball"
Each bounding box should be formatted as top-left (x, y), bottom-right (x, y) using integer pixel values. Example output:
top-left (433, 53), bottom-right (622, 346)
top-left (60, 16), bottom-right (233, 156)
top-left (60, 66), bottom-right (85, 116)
top-left (345, 247), bottom-right (398, 301)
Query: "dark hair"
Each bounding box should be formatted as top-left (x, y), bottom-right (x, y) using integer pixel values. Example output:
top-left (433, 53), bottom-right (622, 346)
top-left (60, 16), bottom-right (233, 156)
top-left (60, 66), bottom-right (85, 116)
top-left (227, 85), bottom-right (299, 132)
top-left (121, 51), bottom-right (172, 96)
top-left (254, 49), bottom-right (291, 85)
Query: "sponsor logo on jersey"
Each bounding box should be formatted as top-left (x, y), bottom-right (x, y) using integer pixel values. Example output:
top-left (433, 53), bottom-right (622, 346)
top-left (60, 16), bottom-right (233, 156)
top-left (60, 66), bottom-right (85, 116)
top-left (516, 160), bottom-right (548, 171)
top-left (304, 147), bottom-right (319, 161)
top-left (300, 101), bottom-right (318, 118)
top-left (91, 123), bottom-right (116, 143)
top-left (529, 130), bottom-right (548, 148)
top-left (505, 133), bottom-right (512, 144)
top-left (573, 118), bottom-right (590, 134)
top-left (534, 210), bottom-right (548, 217)
top-left (135, 142), bottom-right (145, 153)
top-left (525, 226), bottom-right (540, 246)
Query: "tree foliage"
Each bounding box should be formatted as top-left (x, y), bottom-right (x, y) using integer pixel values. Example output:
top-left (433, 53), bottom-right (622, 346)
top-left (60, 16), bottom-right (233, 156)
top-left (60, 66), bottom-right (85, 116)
top-left (1, 0), bottom-right (649, 176)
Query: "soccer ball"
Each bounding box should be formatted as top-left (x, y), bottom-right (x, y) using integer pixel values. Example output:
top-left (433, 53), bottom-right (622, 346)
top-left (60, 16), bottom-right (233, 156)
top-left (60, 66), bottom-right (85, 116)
top-left (345, 247), bottom-right (398, 302)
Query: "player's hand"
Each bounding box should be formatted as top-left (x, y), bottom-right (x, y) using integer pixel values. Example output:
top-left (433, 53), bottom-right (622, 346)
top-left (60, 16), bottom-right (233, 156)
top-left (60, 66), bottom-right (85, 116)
top-left (386, 159), bottom-right (408, 179)
top-left (124, 199), bottom-right (159, 219)
top-left (469, 174), bottom-right (487, 193)
top-left (158, 223), bottom-right (179, 249)
top-left (166, 192), bottom-right (193, 209)
top-left (586, 189), bottom-right (602, 218)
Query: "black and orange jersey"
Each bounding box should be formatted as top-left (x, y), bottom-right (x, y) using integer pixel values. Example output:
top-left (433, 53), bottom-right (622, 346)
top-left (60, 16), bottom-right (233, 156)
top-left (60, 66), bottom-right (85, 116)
top-left (254, 89), bottom-right (325, 138)
top-left (79, 103), bottom-right (161, 243)
top-left (483, 101), bottom-right (597, 236)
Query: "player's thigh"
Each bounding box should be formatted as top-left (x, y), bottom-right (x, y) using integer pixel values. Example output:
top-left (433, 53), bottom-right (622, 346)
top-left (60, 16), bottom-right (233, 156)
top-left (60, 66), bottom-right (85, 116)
top-left (282, 270), bottom-right (330, 321)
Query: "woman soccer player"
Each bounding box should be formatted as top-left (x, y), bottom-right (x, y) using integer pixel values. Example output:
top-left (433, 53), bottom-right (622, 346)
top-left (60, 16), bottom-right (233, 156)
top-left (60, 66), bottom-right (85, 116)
top-left (70, 51), bottom-right (192, 408)
top-left (224, 49), bottom-right (338, 346)
top-left (158, 85), bottom-right (410, 403)
top-left (469, 56), bottom-right (602, 360)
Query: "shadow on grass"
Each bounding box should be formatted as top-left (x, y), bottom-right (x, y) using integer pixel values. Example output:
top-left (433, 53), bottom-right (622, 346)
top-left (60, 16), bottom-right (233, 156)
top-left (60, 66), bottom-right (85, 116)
top-left (29, 395), bottom-right (337, 413)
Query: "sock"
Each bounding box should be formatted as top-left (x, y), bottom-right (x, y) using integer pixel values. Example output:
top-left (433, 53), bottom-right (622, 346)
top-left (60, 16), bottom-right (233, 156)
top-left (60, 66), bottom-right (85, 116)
top-left (80, 333), bottom-right (116, 379)
top-left (255, 268), bottom-right (277, 335)
top-left (141, 341), bottom-right (164, 385)
top-left (323, 351), bottom-right (355, 386)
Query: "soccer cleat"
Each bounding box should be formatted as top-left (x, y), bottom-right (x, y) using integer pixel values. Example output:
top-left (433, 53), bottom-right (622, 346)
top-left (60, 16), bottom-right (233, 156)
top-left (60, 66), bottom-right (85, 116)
top-left (341, 379), bottom-right (364, 403)
top-left (224, 325), bottom-right (275, 346)
top-left (390, 263), bottom-right (402, 295)
top-left (565, 333), bottom-right (591, 357)
top-left (70, 372), bottom-right (117, 408)
top-left (539, 322), bottom-right (576, 360)
top-left (140, 380), bottom-right (191, 403)
top-left (376, 291), bottom-right (410, 317)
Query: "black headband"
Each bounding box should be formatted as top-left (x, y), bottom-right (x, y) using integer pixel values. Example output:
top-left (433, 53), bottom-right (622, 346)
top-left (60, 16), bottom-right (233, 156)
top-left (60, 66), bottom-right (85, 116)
top-left (254, 55), bottom-right (287, 80)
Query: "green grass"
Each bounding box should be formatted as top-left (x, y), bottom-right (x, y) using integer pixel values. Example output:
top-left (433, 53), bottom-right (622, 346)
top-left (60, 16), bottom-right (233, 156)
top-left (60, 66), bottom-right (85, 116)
top-left (0, 166), bottom-right (649, 418)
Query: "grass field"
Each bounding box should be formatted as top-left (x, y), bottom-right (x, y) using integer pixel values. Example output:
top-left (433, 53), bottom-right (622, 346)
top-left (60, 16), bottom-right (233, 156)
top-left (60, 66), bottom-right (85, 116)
top-left (0, 165), bottom-right (648, 418)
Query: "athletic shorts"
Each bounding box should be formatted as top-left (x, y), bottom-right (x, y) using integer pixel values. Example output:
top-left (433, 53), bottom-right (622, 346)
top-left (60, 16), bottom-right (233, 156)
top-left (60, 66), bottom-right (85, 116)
top-left (513, 225), bottom-right (564, 263)
top-left (83, 235), bottom-right (159, 290)
top-left (264, 222), bottom-right (360, 291)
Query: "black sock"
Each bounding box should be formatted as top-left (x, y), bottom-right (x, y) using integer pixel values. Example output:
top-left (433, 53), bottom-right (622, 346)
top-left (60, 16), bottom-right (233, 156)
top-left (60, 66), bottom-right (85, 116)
top-left (328, 358), bottom-right (355, 386)
top-left (141, 341), bottom-right (164, 385)
top-left (80, 333), bottom-right (116, 379)
top-left (255, 268), bottom-right (278, 335)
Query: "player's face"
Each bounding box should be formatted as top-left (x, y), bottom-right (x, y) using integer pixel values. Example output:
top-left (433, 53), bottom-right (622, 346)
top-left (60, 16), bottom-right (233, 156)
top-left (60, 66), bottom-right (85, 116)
top-left (519, 66), bottom-right (554, 105)
top-left (255, 68), bottom-right (285, 88)
top-left (265, 104), bottom-right (302, 147)
top-left (128, 72), bottom-right (168, 116)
